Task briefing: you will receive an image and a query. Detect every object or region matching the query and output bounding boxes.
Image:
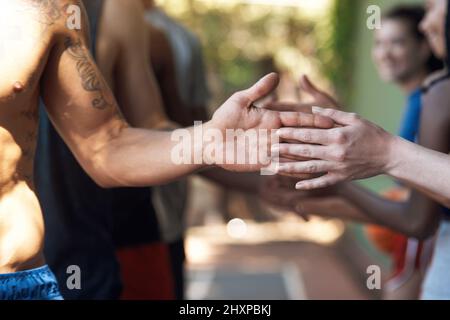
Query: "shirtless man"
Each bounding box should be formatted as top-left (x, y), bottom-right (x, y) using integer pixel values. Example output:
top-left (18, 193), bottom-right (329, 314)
top-left (0, 0), bottom-right (332, 300)
top-left (35, 0), bottom-right (172, 300)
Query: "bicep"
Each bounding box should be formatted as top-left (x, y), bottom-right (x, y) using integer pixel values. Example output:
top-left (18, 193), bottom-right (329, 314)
top-left (41, 35), bottom-right (127, 162)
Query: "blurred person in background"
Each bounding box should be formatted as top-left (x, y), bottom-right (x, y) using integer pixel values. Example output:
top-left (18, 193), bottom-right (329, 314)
top-left (141, 0), bottom-right (321, 299)
top-left (364, 5), bottom-right (442, 300)
top-left (142, 0), bottom-right (210, 300)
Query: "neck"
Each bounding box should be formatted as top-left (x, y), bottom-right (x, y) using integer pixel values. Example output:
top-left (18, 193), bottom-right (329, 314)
top-left (398, 70), bottom-right (428, 94)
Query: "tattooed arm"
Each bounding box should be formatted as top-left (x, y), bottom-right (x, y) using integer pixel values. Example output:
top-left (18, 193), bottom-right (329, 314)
top-left (41, 15), bottom-right (203, 187)
top-left (39, 0), bottom-right (332, 188)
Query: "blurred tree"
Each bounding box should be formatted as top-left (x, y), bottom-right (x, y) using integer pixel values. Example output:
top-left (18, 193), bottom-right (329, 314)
top-left (317, 0), bottom-right (360, 104)
top-left (158, 0), bottom-right (353, 107)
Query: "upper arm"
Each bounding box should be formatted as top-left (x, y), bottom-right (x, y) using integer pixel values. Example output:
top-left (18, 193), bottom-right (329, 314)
top-left (41, 2), bottom-right (128, 180)
top-left (407, 84), bottom-right (450, 236)
top-left (420, 83), bottom-right (450, 151)
top-left (103, 0), bottom-right (167, 128)
top-left (149, 25), bottom-right (192, 126)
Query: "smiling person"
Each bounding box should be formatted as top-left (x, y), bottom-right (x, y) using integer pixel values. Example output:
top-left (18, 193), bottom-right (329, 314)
top-left (0, 0), bottom-right (333, 300)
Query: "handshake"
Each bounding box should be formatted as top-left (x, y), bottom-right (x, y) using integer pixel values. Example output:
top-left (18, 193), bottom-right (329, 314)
top-left (198, 73), bottom-right (393, 190)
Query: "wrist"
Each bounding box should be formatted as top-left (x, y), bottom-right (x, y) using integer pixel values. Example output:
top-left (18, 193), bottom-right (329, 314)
top-left (384, 134), bottom-right (404, 177)
top-left (199, 120), bottom-right (219, 167)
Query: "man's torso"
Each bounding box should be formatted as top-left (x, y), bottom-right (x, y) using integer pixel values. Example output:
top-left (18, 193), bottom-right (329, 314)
top-left (0, 0), bottom-right (60, 273)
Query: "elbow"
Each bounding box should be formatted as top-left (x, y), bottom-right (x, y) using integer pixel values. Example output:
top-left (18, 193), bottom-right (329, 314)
top-left (81, 151), bottom-right (128, 189)
top-left (85, 167), bottom-right (121, 189)
top-left (92, 175), bottom-right (118, 189)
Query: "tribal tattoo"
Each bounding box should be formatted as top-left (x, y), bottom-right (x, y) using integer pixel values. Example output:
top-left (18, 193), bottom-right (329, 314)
top-left (64, 37), bottom-right (112, 110)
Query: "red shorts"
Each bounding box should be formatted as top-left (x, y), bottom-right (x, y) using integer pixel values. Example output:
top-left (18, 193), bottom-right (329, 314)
top-left (116, 243), bottom-right (175, 300)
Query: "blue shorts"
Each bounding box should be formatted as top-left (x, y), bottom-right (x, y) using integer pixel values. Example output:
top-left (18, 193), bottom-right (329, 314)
top-left (0, 265), bottom-right (63, 300)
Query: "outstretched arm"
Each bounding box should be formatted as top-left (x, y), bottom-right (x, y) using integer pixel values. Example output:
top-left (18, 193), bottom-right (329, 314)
top-left (274, 80), bottom-right (450, 238)
top-left (276, 108), bottom-right (450, 209)
top-left (40, 5), bottom-right (332, 188)
top-left (260, 176), bottom-right (372, 223)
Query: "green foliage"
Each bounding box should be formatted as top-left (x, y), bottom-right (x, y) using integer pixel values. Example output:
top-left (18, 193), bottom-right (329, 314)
top-left (161, 0), bottom-right (358, 105)
top-left (317, 0), bottom-right (360, 103)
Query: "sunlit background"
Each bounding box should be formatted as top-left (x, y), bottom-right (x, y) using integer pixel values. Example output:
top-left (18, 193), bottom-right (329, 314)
top-left (158, 0), bottom-right (337, 108)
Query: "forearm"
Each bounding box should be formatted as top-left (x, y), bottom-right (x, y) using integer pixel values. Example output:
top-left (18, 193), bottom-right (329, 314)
top-left (87, 124), bottom-right (211, 188)
top-left (387, 136), bottom-right (450, 208)
top-left (298, 197), bottom-right (373, 224)
top-left (200, 169), bottom-right (261, 194)
top-left (339, 183), bottom-right (417, 236)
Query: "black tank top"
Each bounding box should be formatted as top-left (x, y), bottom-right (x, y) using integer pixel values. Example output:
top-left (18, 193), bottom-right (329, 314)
top-left (35, 0), bottom-right (160, 300)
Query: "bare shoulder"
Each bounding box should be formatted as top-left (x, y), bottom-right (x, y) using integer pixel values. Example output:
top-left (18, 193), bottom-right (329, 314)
top-left (0, 0), bottom-right (87, 97)
top-left (422, 76), bottom-right (450, 121)
top-left (423, 69), bottom-right (448, 88)
top-left (19, 0), bottom-right (83, 27)
top-left (148, 24), bottom-right (171, 52)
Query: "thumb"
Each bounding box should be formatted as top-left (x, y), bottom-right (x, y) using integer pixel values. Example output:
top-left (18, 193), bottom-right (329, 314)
top-left (243, 73), bottom-right (280, 104)
top-left (312, 107), bottom-right (360, 126)
top-left (300, 74), bottom-right (322, 97)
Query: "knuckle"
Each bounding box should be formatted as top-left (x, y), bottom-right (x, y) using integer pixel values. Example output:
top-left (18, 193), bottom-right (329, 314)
top-left (333, 147), bottom-right (347, 162)
top-left (301, 131), bottom-right (313, 142)
top-left (334, 131), bottom-right (347, 144)
top-left (306, 163), bottom-right (318, 173)
top-left (348, 112), bottom-right (360, 121)
top-left (282, 163), bottom-right (294, 173)
top-left (277, 144), bottom-right (288, 153)
top-left (232, 91), bottom-right (249, 105)
top-left (297, 146), bottom-right (312, 157)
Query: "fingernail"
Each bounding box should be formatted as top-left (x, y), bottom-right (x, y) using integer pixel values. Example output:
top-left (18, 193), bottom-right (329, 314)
top-left (312, 106), bottom-right (324, 114)
top-left (296, 182), bottom-right (305, 189)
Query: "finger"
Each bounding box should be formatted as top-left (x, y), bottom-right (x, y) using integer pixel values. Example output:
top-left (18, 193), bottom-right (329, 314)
top-left (300, 75), bottom-right (322, 97)
top-left (278, 171), bottom-right (323, 180)
top-left (295, 174), bottom-right (342, 190)
top-left (242, 73), bottom-right (280, 104)
top-left (265, 157), bottom-right (323, 180)
top-left (274, 142), bottom-right (346, 162)
top-left (265, 158), bottom-right (312, 178)
top-left (279, 111), bottom-right (334, 129)
top-left (274, 143), bottom-right (332, 161)
top-left (277, 160), bottom-right (338, 175)
top-left (311, 107), bottom-right (360, 126)
top-left (276, 128), bottom-right (332, 145)
top-left (294, 203), bottom-right (311, 222)
top-left (275, 153), bottom-right (311, 162)
top-left (263, 102), bottom-right (313, 113)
